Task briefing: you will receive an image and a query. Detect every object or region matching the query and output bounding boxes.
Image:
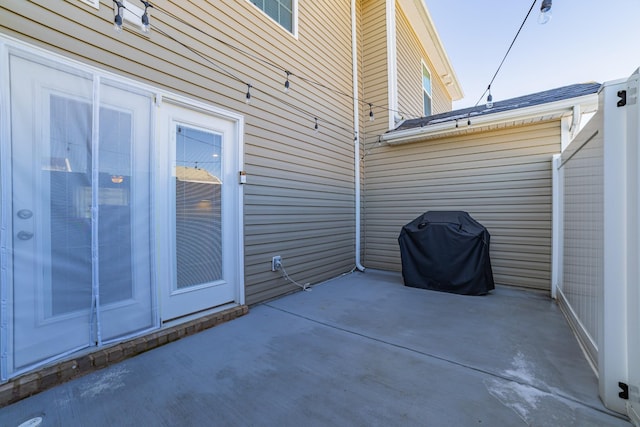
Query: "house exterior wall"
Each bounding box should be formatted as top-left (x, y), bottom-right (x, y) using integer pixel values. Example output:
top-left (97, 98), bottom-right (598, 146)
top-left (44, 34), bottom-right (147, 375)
top-left (0, 0), bottom-right (358, 306)
top-left (0, 0), bottom-right (462, 381)
top-left (364, 121), bottom-right (561, 291)
top-left (395, 3), bottom-right (451, 119)
top-left (360, 0), bottom-right (390, 135)
top-left (359, 0), bottom-right (394, 242)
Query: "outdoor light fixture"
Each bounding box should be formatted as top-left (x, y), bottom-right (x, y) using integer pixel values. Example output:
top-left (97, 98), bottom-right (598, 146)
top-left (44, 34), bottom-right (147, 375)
top-left (245, 84), bottom-right (252, 104)
top-left (538, 0), bottom-right (552, 24)
top-left (113, 0), bottom-right (125, 32)
top-left (486, 86), bottom-right (494, 109)
top-left (140, 1), bottom-right (153, 33)
top-left (284, 71), bottom-right (291, 93)
top-left (314, 118), bottom-right (319, 132)
top-left (369, 103), bottom-right (375, 122)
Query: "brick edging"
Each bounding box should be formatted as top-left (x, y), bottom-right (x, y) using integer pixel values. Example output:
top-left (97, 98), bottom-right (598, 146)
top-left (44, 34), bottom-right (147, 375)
top-left (0, 304), bottom-right (249, 408)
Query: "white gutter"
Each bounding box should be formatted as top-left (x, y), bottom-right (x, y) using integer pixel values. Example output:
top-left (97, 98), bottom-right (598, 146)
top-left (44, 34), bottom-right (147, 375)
top-left (352, 0), bottom-right (365, 272)
top-left (382, 92), bottom-right (599, 145)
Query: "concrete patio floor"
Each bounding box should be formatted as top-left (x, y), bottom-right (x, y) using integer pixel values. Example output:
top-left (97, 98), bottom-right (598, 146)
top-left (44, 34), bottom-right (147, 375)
top-left (0, 270), bottom-right (632, 426)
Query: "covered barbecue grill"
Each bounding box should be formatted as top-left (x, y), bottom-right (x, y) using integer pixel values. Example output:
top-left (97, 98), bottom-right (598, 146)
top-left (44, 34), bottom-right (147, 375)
top-left (398, 211), bottom-right (494, 295)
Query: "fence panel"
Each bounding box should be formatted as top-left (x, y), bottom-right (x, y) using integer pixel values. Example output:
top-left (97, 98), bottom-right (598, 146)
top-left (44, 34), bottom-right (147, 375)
top-left (554, 78), bottom-right (634, 417)
top-left (556, 113), bottom-right (604, 369)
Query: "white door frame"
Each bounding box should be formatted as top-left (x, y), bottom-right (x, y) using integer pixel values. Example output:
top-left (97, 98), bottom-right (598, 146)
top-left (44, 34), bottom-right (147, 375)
top-left (6, 52), bottom-right (96, 375)
top-left (0, 35), bottom-right (245, 379)
top-left (155, 95), bottom-right (245, 321)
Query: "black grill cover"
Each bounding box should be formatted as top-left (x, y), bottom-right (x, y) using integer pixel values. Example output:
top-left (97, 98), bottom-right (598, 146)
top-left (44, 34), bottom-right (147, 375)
top-left (398, 211), bottom-right (494, 295)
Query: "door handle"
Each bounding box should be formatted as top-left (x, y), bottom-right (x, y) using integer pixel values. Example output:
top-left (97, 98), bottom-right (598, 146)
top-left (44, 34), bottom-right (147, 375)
top-left (17, 231), bottom-right (34, 241)
top-left (17, 209), bottom-right (33, 219)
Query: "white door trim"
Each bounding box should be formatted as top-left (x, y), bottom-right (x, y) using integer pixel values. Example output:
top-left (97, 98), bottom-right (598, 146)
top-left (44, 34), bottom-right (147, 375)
top-left (0, 34), bottom-right (245, 379)
top-left (156, 95), bottom-right (244, 316)
top-left (159, 95), bottom-right (244, 306)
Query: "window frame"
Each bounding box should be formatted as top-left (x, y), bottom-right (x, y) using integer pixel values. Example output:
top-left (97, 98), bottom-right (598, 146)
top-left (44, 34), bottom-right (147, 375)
top-left (421, 60), bottom-right (432, 117)
top-left (247, 0), bottom-right (299, 38)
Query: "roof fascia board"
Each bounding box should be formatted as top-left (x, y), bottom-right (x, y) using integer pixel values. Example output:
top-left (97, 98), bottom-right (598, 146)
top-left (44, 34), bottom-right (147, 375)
top-left (382, 93), bottom-right (599, 145)
top-left (397, 0), bottom-right (463, 101)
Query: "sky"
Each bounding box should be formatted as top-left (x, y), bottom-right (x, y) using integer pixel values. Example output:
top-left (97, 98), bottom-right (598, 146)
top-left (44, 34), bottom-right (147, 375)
top-left (425, 0), bottom-right (640, 109)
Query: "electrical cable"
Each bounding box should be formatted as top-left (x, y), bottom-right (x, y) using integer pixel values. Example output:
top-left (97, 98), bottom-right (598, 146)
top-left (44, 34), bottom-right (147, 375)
top-left (130, 7), bottom-right (355, 135)
top-left (363, 1), bottom-right (544, 152)
top-left (488, 0), bottom-right (537, 92)
top-left (467, 0), bottom-right (538, 123)
top-left (129, 13), bottom-right (348, 134)
top-left (151, 26), bottom-right (247, 85)
top-left (113, 2), bottom-right (438, 164)
top-left (279, 260), bottom-right (312, 291)
top-left (150, 3), bottom-right (417, 121)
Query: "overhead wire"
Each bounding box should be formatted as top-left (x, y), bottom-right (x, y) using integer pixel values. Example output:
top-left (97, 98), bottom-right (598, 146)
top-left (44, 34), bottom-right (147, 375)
top-left (146, 7), bottom-right (358, 135)
top-left (148, 2), bottom-right (417, 122)
top-left (146, 20), bottom-right (350, 134)
top-left (115, 0), bottom-right (540, 149)
top-left (151, 25), bottom-right (246, 85)
top-left (487, 0), bottom-right (538, 92)
top-left (466, 0), bottom-right (539, 124)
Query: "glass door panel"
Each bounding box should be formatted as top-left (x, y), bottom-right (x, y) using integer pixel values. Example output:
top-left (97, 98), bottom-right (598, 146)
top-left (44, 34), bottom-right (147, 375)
top-left (49, 95), bottom-right (93, 316)
top-left (98, 106), bottom-right (134, 305)
top-left (157, 102), bottom-right (237, 321)
top-left (10, 54), bottom-right (94, 371)
top-left (96, 81), bottom-right (155, 342)
top-left (7, 53), bottom-right (156, 375)
top-left (175, 126), bottom-right (223, 289)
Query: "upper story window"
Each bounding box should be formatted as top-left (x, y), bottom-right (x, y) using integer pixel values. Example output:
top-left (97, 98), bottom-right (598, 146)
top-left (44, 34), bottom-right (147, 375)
top-left (422, 62), bottom-right (432, 116)
top-left (249, 0), bottom-right (297, 35)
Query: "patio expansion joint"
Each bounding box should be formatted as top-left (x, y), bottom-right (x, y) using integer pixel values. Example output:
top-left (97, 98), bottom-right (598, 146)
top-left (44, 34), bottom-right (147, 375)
top-left (263, 303), bottom-right (629, 422)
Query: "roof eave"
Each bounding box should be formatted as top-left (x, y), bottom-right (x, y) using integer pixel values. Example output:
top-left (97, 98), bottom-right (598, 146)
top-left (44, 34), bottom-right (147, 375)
top-left (397, 0), bottom-right (463, 101)
top-left (382, 92), bottom-right (599, 145)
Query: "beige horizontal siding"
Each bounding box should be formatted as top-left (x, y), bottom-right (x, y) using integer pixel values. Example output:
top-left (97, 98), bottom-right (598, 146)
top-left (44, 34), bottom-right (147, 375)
top-left (361, 0), bottom-right (390, 134)
top-left (360, 0), bottom-right (394, 224)
top-left (395, 1), bottom-right (451, 118)
top-left (395, 6), bottom-right (423, 119)
top-left (1, 0), bottom-right (468, 304)
top-left (430, 67), bottom-right (452, 115)
top-left (1, 0), bottom-right (360, 305)
top-left (360, 0), bottom-right (393, 272)
top-left (363, 120), bottom-right (561, 291)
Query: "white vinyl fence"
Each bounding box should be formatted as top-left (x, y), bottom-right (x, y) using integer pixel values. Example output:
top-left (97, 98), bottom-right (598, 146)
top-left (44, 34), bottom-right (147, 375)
top-left (553, 72), bottom-right (640, 423)
top-left (555, 110), bottom-right (603, 367)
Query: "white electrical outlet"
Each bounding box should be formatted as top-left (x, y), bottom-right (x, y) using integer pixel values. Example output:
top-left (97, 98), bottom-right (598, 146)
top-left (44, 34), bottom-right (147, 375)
top-left (271, 256), bottom-right (282, 271)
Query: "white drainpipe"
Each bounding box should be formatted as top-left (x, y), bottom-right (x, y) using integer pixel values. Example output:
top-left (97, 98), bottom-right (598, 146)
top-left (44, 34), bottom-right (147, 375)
top-left (352, 0), bottom-right (365, 272)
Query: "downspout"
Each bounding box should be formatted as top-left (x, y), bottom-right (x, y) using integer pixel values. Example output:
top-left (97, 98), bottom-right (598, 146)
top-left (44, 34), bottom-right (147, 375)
top-left (352, 0), bottom-right (365, 272)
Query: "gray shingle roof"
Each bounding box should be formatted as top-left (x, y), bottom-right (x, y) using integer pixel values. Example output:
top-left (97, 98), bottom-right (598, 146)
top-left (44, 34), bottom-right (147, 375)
top-left (393, 82), bottom-right (601, 132)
